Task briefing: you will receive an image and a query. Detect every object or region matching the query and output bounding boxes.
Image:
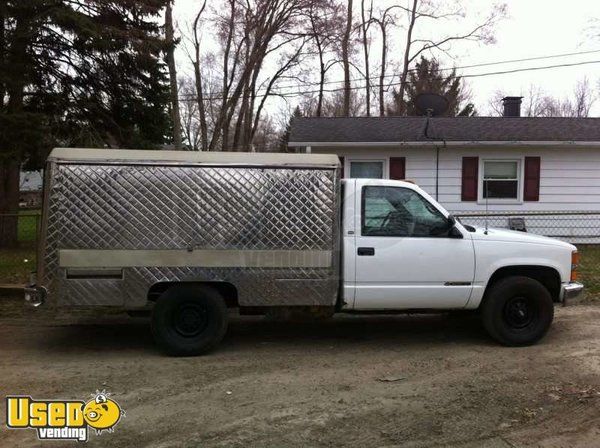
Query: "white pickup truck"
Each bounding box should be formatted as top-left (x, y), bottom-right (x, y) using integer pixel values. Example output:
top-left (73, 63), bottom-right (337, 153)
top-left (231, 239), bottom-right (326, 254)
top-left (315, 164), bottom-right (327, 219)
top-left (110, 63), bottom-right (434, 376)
top-left (342, 178), bottom-right (582, 346)
top-left (26, 149), bottom-right (583, 355)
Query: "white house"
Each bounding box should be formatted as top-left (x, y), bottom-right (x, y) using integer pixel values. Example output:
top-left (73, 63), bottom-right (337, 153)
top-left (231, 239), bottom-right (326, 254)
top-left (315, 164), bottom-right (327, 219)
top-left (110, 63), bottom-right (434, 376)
top-left (287, 99), bottom-right (600, 241)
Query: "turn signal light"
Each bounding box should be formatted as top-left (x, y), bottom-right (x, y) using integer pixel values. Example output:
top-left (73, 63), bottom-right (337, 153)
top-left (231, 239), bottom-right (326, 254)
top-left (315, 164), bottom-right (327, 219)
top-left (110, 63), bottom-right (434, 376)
top-left (571, 251), bottom-right (580, 282)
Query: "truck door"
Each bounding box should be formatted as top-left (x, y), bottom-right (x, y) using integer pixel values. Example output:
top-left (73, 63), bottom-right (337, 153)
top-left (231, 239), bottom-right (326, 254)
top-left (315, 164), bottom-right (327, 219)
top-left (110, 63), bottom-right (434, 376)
top-left (352, 182), bottom-right (475, 310)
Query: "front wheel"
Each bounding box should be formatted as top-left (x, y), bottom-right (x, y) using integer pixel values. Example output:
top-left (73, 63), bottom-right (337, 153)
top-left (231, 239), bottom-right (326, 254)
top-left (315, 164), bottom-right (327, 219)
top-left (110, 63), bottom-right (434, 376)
top-left (151, 285), bottom-right (228, 356)
top-left (481, 276), bottom-right (554, 346)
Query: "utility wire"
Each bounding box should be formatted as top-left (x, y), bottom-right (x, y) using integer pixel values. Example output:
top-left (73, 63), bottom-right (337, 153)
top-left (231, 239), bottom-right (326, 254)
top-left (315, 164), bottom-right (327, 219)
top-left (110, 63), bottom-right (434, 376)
top-left (178, 58), bottom-right (600, 101)
top-left (271, 48), bottom-right (600, 91)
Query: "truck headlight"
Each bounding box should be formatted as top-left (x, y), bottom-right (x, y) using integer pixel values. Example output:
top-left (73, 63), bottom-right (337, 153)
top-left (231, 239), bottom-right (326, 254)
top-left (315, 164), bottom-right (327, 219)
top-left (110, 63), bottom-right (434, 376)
top-left (571, 251), bottom-right (580, 282)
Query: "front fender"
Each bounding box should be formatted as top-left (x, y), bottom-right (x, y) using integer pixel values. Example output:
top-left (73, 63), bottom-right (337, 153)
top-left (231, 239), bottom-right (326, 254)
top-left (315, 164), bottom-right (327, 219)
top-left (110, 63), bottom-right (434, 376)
top-left (465, 241), bottom-right (571, 309)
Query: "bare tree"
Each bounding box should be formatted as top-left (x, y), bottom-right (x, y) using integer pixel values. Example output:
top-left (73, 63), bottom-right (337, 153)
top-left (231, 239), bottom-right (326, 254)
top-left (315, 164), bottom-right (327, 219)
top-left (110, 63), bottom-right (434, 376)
top-left (176, 0), bottom-right (507, 151)
top-left (191, 0), bottom-right (209, 151)
top-left (341, 0), bottom-right (353, 116)
top-left (306, 0), bottom-right (344, 117)
top-left (165, 0), bottom-right (182, 149)
top-left (179, 77), bottom-right (201, 150)
top-left (218, 0), bottom-right (237, 150)
top-left (570, 78), bottom-right (596, 117)
top-left (205, 0), bottom-right (312, 151)
top-left (301, 87), bottom-right (365, 117)
top-left (391, 0), bottom-right (506, 115)
top-left (489, 79), bottom-right (597, 117)
top-left (372, 5), bottom-right (402, 116)
top-left (359, 0), bottom-right (373, 115)
top-left (252, 113), bottom-right (281, 152)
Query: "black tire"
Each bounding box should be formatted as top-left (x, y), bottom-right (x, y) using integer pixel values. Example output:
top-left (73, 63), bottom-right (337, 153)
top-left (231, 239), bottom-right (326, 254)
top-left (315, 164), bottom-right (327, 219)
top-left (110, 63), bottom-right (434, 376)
top-left (151, 285), bottom-right (228, 356)
top-left (481, 276), bottom-right (554, 346)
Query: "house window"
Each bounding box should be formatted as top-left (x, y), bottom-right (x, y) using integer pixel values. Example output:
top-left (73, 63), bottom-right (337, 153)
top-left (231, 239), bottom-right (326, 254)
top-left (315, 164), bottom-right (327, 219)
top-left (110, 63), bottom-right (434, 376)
top-left (349, 161), bottom-right (384, 179)
top-left (482, 160), bottom-right (520, 200)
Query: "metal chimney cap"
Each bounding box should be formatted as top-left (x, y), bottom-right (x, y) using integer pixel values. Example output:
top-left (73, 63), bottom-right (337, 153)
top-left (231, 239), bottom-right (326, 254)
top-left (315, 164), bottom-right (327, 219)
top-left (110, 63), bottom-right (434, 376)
top-left (502, 96), bottom-right (524, 102)
top-left (501, 96), bottom-right (523, 117)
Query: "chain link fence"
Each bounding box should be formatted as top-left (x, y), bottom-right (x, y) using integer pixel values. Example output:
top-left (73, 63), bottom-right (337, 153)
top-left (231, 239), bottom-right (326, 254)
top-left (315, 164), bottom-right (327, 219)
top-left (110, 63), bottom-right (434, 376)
top-left (456, 211), bottom-right (600, 294)
top-left (454, 211), bottom-right (600, 244)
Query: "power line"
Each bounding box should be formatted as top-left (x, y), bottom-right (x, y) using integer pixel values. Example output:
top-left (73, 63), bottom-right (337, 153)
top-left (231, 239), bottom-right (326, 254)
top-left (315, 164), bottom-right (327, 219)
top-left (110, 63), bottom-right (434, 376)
top-left (270, 48), bottom-right (600, 91)
top-left (460, 60), bottom-right (600, 79)
top-left (179, 58), bottom-right (600, 101)
top-left (182, 48), bottom-right (600, 97)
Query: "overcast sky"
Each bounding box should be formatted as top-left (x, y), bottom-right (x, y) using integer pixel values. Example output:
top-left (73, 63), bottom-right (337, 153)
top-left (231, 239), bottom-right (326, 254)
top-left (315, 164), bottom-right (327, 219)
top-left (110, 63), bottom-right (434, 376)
top-left (174, 0), bottom-right (600, 117)
top-left (450, 0), bottom-right (599, 115)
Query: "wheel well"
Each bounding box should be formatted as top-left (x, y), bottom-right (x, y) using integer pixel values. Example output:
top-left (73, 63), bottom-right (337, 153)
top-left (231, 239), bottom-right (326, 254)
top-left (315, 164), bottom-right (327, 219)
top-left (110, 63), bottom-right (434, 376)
top-left (485, 266), bottom-right (561, 302)
top-left (147, 282), bottom-right (239, 308)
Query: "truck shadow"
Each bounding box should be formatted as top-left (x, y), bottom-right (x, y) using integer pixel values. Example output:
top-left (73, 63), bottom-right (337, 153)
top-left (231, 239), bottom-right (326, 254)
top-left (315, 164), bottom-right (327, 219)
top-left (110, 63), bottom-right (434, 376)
top-left (223, 313), bottom-right (489, 351)
top-left (7, 312), bottom-right (496, 356)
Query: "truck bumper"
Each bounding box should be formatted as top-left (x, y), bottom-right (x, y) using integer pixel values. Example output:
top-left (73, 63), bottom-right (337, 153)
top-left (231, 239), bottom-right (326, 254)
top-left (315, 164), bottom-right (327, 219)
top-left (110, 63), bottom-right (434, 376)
top-left (24, 285), bottom-right (47, 307)
top-left (560, 282), bottom-right (584, 306)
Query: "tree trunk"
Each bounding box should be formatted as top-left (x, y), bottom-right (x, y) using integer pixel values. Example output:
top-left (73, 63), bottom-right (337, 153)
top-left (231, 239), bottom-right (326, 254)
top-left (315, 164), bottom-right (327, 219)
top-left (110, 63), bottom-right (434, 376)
top-left (309, 10), bottom-right (325, 118)
top-left (378, 21), bottom-right (386, 116)
top-left (193, 58), bottom-right (208, 151)
top-left (396, 0), bottom-right (418, 115)
top-left (0, 160), bottom-right (20, 248)
top-left (242, 64), bottom-right (262, 149)
top-left (192, 1), bottom-right (208, 151)
top-left (314, 30), bottom-right (325, 117)
top-left (342, 0), bottom-right (353, 116)
top-left (232, 76), bottom-right (250, 151)
top-left (221, 0), bottom-right (235, 151)
top-left (165, 0), bottom-right (182, 149)
top-left (317, 54), bottom-right (325, 117)
top-left (360, 0), bottom-right (371, 116)
top-left (243, 88), bottom-right (256, 149)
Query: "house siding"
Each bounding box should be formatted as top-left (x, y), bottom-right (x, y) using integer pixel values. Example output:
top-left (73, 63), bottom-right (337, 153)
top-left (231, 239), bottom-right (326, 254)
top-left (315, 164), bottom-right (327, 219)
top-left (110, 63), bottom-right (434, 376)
top-left (312, 146), bottom-right (600, 213)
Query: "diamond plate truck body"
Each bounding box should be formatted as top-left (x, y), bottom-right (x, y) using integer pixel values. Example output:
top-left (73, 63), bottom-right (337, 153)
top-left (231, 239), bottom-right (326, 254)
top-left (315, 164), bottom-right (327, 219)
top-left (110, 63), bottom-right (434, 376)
top-left (30, 148), bottom-right (341, 310)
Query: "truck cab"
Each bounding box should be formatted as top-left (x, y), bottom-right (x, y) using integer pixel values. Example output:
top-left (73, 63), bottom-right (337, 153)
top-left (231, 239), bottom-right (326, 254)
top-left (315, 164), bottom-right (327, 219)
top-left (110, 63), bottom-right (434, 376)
top-left (340, 178), bottom-right (583, 345)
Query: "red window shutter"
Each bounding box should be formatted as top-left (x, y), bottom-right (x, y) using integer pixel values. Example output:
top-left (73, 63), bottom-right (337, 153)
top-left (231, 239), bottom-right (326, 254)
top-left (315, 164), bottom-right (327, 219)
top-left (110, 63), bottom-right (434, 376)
top-left (339, 156), bottom-right (344, 178)
top-left (461, 157), bottom-right (479, 201)
top-left (524, 156), bottom-right (541, 201)
top-left (389, 157), bottom-right (405, 180)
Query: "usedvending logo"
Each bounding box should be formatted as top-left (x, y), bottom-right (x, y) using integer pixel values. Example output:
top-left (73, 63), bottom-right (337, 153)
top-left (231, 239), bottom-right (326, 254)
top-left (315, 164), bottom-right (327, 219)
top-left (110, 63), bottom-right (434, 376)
top-left (6, 390), bottom-right (124, 442)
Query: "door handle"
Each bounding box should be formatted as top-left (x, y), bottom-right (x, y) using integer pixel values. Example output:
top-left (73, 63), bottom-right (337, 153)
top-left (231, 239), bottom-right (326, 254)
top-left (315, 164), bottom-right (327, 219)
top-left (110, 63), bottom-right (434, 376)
top-left (357, 247), bottom-right (375, 256)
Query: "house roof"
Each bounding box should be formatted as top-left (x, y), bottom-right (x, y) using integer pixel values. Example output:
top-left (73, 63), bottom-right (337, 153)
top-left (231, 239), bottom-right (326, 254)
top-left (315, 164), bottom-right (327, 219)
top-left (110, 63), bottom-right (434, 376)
top-left (288, 116), bottom-right (600, 145)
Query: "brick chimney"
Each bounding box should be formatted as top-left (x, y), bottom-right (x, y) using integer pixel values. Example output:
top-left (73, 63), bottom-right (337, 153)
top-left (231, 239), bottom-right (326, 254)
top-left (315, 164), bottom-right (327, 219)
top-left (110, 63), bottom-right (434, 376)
top-left (502, 96), bottom-right (523, 117)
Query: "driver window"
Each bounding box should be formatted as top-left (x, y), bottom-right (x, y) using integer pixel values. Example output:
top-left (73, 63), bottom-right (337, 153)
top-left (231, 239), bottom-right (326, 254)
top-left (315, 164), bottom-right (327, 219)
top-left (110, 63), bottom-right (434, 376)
top-left (362, 186), bottom-right (449, 237)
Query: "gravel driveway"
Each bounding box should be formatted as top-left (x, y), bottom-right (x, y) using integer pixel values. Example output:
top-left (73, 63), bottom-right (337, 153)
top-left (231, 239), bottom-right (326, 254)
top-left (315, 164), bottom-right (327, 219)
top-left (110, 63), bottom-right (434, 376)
top-left (1, 295), bottom-right (600, 447)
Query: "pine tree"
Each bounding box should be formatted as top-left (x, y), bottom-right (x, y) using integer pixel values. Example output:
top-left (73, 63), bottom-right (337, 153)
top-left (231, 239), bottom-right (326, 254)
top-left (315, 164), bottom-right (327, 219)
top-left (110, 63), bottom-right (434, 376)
top-left (0, 1), bottom-right (171, 247)
top-left (279, 106), bottom-right (303, 152)
top-left (388, 56), bottom-right (476, 117)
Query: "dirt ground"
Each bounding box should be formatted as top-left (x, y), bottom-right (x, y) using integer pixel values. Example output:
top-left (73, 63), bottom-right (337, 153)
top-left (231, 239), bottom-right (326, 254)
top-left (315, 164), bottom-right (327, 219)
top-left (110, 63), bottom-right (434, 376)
top-left (1, 294), bottom-right (600, 448)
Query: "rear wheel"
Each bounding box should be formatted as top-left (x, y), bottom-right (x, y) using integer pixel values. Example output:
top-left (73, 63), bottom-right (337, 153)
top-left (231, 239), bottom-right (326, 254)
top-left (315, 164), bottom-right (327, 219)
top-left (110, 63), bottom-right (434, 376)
top-left (481, 276), bottom-right (554, 346)
top-left (151, 285), bottom-right (228, 356)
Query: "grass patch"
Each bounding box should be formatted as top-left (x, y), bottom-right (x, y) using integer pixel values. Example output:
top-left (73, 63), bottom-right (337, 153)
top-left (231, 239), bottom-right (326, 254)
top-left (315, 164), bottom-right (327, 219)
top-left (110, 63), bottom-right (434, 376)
top-left (0, 211), bottom-right (39, 284)
top-left (578, 245), bottom-right (600, 298)
top-left (18, 210), bottom-right (40, 242)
